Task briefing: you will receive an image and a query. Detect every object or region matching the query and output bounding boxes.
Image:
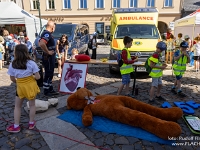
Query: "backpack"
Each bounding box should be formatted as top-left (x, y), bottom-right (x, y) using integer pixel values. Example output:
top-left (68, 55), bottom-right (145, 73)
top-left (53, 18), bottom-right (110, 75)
top-left (144, 55), bottom-right (152, 73)
top-left (117, 50), bottom-right (123, 67)
top-left (26, 41), bottom-right (33, 53)
top-left (8, 40), bottom-right (16, 52)
top-left (88, 39), bottom-right (92, 49)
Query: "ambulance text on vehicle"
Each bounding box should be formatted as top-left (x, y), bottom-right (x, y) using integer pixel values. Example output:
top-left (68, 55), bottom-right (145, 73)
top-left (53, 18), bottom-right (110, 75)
top-left (109, 8), bottom-right (161, 73)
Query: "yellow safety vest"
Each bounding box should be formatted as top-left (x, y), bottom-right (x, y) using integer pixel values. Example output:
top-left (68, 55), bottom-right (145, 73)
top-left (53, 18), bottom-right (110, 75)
top-left (148, 53), bottom-right (163, 78)
top-left (120, 48), bottom-right (134, 75)
top-left (173, 52), bottom-right (187, 76)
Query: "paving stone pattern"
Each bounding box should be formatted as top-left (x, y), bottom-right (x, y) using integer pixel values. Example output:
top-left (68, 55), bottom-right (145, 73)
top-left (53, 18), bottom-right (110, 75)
top-left (1, 48), bottom-right (200, 149)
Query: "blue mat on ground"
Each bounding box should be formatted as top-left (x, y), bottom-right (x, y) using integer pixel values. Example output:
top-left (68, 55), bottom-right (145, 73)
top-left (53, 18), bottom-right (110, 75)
top-left (57, 110), bottom-right (174, 145)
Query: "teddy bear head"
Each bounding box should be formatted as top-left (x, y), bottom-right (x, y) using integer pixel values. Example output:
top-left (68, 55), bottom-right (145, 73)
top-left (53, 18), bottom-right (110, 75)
top-left (67, 87), bottom-right (93, 110)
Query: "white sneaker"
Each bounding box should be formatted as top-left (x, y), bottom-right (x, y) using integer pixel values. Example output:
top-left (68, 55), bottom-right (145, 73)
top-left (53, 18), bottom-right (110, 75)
top-left (58, 74), bottom-right (61, 78)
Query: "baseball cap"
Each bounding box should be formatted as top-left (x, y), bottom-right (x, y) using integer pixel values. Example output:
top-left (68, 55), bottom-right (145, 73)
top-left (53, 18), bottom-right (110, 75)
top-left (184, 35), bottom-right (189, 39)
top-left (156, 41), bottom-right (167, 51)
top-left (180, 41), bottom-right (189, 48)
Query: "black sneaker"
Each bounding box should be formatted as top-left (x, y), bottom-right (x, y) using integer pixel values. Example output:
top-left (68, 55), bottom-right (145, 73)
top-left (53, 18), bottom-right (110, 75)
top-left (44, 92), bottom-right (54, 97)
top-left (49, 90), bottom-right (59, 95)
top-left (155, 95), bottom-right (166, 101)
top-left (177, 91), bottom-right (186, 97)
top-left (148, 98), bottom-right (156, 103)
top-left (171, 88), bottom-right (177, 94)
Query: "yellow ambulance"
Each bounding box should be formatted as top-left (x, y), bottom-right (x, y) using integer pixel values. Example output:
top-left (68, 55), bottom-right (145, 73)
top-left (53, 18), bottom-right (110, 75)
top-left (109, 8), bottom-right (161, 73)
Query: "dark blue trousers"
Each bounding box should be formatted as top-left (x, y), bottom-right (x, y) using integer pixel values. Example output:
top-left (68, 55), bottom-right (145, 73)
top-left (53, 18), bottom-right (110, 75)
top-left (42, 54), bottom-right (55, 94)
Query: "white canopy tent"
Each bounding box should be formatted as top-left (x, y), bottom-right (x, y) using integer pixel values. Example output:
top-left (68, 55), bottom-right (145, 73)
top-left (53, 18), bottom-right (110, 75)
top-left (0, 2), bottom-right (47, 43)
top-left (174, 9), bottom-right (200, 40)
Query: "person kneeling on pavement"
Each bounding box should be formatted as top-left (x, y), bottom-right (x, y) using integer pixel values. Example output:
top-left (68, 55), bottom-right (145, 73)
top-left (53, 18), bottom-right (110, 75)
top-left (149, 41), bottom-right (168, 103)
top-left (171, 41), bottom-right (190, 97)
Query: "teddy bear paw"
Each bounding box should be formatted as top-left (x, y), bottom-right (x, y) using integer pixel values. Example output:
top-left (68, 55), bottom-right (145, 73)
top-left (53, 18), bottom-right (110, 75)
top-left (82, 116), bottom-right (93, 126)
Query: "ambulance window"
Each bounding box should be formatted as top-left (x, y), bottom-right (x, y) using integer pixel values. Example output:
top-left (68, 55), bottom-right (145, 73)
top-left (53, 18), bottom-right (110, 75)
top-left (114, 24), bottom-right (159, 39)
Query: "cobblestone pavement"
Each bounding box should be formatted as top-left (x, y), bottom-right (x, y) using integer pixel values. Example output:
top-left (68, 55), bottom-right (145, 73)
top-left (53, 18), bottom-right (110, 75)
top-left (1, 46), bottom-right (200, 150)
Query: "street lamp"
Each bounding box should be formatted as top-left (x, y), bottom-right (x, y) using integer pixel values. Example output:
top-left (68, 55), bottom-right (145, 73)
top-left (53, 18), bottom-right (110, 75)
top-left (37, 0), bottom-right (42, 30)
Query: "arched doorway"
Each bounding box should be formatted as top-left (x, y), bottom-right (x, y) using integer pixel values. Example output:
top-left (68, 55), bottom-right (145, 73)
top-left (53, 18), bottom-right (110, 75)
top-left (158, 21), bottom-right (168, 34)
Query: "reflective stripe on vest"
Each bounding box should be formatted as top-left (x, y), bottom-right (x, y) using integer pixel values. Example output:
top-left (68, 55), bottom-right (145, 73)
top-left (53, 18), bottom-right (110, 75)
top-left (120, 48), bottom-right (134, 75)
top-left (173, 61), bottom-right (186, 67)
top-left (148, 56), bottom-right (163, 78)
top-left (173, 69), bottom-right (185, 73)
top-left (173, 52), bottom-right (187, 76)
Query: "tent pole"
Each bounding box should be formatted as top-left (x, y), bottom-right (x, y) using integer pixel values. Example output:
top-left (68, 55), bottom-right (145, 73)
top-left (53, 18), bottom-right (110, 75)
top-left (192, 24), bottom-right (196, 46)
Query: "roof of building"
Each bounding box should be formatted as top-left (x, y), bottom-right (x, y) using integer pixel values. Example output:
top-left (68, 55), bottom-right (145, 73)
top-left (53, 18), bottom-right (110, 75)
top-left (183, 0), bottom-right (200, 11)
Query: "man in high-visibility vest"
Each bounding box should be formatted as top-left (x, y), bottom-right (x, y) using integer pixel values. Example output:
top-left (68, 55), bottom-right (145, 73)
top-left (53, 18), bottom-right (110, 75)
top-left (149, 41), bottom-right (167, 103)
top-left (171, 41), bottom-right (190, 97)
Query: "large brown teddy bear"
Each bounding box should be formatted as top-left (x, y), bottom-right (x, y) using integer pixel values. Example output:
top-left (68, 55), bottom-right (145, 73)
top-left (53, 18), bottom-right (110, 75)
top-left (67, 88), bottom-right (183, 140)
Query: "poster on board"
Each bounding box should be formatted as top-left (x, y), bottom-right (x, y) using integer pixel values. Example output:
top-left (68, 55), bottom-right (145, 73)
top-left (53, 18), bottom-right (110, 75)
top-left (59, 63), bottom-right (88, 94)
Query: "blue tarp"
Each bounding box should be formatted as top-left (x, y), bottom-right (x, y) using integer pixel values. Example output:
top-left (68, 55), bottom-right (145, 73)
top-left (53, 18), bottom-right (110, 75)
top-left (57, 110), bottom-right (174, 145)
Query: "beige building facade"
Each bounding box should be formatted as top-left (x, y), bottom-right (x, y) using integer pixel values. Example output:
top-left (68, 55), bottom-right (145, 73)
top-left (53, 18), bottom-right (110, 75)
top-left (22, 0), bottom-right (183, 34)
top-left (0, 0), bottom-right (23, 7)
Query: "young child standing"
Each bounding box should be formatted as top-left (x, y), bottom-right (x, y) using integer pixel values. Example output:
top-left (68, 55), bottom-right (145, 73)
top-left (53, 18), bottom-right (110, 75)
top-left (56, 34), bottom-right (69, 78)
top-left (184, 35), bottom-right (193, 67)
top-left (175, 33), bottom-right (183, 51)
top-left (171, 41), bottom-right (190, 97)
top-left (166, 34), bottom-right (175, 64)
top-left (70, 48), bottom-right (78, 60)
top-left (117, 36), bottom-right (138, 97)
top-left (149, 41), bottom-right (167, 102)
top-left (191, 37), bottom-right (200, 72)
top-left (6, 44), bottom-right (40, 133)
top-left (0, 43), bottom-right (5, 70)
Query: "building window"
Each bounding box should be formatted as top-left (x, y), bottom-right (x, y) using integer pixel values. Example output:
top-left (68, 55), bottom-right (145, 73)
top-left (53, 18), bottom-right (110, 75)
top-left (164, 0), bottom-right (172, 7)
top-left (79, 0), bottom-right (87, 9)
top-left (146, 0), bottom-right (155, 7)
top-left (129, 0), bottom-right (138, 8)
top-left (63, 0), bottom-right (71, 9)
top-left (31, 0), bottom-right (39, 10)
top-left (47, 0), bottom-right (55, 9)
top-left (112, 0), bottom-right (120, 8)
top-left (95, 0), bottom-right (104, 9)
top-left (95, 23), bottom-right (104, 34)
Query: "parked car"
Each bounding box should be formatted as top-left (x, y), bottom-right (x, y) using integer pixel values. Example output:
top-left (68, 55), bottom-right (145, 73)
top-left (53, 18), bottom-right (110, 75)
top-left (96, 34), bottom-right (105, 45)
top-left (33, 23), bottom-right (90, 59)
